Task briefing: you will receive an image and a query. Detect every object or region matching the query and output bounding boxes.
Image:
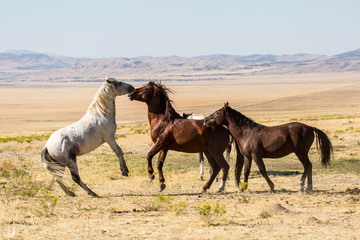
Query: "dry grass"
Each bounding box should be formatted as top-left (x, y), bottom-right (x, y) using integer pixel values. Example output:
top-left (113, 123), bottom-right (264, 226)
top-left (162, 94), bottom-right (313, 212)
top-left (1, 73), bottom-right (360, 239)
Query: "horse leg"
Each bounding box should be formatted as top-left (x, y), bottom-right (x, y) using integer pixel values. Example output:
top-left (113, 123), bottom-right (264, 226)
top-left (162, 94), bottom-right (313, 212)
top-left (253, 154), bottom-right (275, 193)
top-left (296, 152), bottom-right (313, 192)
top-left (242, 156), bottom-right (252, 191)
top-left (199, 150), bottom-right (221, 193)
top-left (157, 149), bottom-right (168, 192)
top-left (44, 156), bottom-right (76, 196)
top-left (199, 152), bottom-right (205, 181)
top-left (56, 179), bottom-right (76, 197)
top-left (47, 178), bottom-right (56, 190)
top-left (68, 160), bottom-right (99, 197)
top-left (106, 136), bottom-right (129, 176)
top-left (147, 138), bottom-right (167, 183)
top-left (210, 151), bottom-right (230, 194)
top-left (225, 142), bottom-right (231, 180)
top-left (235, 152), bottom-right (244, 188)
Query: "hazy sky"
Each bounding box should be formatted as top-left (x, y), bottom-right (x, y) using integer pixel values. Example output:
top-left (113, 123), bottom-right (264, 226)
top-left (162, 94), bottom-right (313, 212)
top-left (1, 0), bottom-right (359, 58)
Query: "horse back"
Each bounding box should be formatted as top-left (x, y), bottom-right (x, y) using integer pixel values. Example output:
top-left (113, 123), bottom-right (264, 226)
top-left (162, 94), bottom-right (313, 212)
top-left (164, 118), bottom-right (229, 153)
top-left (260, 122), bottom-right (315, 158)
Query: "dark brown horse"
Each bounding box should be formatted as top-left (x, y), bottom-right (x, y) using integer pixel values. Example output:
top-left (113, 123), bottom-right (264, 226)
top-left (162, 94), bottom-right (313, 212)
top-left (129, 82), bottom-right (234, 193)
top-left (204, 102), bottom-right (333, 192)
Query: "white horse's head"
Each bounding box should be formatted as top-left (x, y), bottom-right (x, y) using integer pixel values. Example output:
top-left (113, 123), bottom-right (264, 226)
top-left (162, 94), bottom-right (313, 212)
top-left (105, 77), bottom-right (135, 96)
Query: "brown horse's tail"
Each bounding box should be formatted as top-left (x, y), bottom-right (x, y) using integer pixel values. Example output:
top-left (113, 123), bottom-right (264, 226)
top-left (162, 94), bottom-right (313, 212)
top-left (313, 128), bottom-right (333, 167)
top-left (234, 139), bottom-right (244, 187)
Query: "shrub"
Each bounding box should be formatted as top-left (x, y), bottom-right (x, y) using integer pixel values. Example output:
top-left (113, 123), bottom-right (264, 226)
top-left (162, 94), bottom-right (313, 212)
top-left (195, 202), bottom-right (226, 226)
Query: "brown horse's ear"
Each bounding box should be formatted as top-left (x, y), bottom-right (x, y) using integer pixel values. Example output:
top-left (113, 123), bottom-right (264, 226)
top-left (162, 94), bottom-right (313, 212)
top-left (224, 102), bottom-right (229, 108)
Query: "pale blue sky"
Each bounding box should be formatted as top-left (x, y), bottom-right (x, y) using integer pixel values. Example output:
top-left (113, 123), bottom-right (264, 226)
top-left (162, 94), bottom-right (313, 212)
top-left (1, 0), bottom-right (359, 58)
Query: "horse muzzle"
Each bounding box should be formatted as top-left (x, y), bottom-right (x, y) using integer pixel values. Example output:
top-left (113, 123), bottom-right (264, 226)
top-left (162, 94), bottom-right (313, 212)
top-left (128, 91), bottom-right (137, 101)
top-left (128, 85), bottom-right (135, 93)
top-left (203, 118), bottom-right (214, 127)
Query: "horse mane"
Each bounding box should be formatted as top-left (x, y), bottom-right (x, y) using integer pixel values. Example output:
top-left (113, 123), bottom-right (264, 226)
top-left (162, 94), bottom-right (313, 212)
top-left (87, 82), bottom-right (114, 116)
top-left (149, 81), bottom-right (185, 122)
top-left (225, 106), bottom-right (263, 129)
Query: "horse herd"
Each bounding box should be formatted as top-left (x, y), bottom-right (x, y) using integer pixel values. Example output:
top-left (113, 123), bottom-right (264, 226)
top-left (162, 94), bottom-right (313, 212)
top-left (41, 78), bottom-right (333, 197)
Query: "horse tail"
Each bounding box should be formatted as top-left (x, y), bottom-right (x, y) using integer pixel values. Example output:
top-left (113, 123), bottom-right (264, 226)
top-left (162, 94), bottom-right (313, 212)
top-left (233, 139), bottom-right (244, 187)
top-left (313, 128), bottom-right (333, 167)
top-left (41, 147), bottom-right (65, 182)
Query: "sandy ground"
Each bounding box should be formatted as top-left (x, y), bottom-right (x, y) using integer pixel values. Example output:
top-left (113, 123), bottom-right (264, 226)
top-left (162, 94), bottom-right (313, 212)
top-left (1, 72), bottom-right (360, 239)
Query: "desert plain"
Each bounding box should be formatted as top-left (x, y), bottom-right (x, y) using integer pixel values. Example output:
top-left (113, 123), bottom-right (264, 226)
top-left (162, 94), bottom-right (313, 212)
top-left (1, 72), bottom-right (360, 239)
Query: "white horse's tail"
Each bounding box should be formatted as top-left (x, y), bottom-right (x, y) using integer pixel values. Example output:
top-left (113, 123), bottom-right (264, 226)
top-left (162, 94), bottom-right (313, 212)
top-left (41, 147), bottom-right (66, 183)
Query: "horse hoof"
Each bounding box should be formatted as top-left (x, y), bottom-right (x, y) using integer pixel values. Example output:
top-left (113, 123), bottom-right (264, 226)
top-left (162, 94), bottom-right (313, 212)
top-left (199, 175), bottom-right (204, 181)
top-left (270, 189), bottom-right (276, 193)
top-left (67, 191), bottom-right (76, 197)
top-left (198, 189), bottom-right (206, 194)
top-left (214, 188), bottom-right (224, 194)
top-left (159, 184), bottom-right (166, 192)
top-left (148, 175), bottom-right (155, 183)
top-left (122, 171), bottom-right (129, 177)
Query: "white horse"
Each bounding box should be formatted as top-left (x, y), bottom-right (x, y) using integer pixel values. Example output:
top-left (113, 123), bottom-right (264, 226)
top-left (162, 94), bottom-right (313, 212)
top-left (185, 113), bottom-right (232, 181)
top-left (41, 77), bottom-right (134, 197)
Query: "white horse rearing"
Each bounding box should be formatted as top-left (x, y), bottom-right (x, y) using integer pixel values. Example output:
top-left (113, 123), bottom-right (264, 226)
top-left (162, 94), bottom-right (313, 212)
top-left (41, 77), bottom-right (134, 197)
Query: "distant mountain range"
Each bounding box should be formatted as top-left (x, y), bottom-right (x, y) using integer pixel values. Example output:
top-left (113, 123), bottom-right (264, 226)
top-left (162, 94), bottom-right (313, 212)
top-left (0, 49), bottom-right (359, 84)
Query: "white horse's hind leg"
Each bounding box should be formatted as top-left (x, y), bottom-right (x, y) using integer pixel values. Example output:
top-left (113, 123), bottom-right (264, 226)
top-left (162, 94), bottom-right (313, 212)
top-left (56, 179), bottom-right (76, 197)
top-left (106, 136), bottom-right (129, 176)
top-left (214, 180), bottom-right (226, 194)
top-left (68, 160), bottom-right (99, 197)
top-left (47, 178), bottom-right (56, 190)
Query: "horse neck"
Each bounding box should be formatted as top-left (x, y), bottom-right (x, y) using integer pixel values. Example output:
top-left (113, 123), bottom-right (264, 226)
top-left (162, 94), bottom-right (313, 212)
top-left (87, 86), bottom-right (116, 118)
top-left (146, 96), bottom-right (166, 124)
top-left (225, 109), bottom-right (258, 135)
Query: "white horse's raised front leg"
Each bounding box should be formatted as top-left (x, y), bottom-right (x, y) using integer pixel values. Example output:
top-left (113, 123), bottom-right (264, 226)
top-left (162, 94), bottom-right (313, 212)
top-left (106, 137), bottom-right (129, 176)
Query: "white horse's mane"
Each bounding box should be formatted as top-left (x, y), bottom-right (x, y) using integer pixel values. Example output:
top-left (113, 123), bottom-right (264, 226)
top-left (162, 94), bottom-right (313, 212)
top-left (87, 82), bottom-right (114, 116)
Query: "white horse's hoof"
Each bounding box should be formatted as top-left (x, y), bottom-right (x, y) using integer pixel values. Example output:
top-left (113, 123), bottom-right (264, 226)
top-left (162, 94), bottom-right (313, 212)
top-left (199, 175), bottom-right (204, 181)
top-left (214, 188), bottom-right (224, 194)
top-left (198, 189), bottom-right (206, 194)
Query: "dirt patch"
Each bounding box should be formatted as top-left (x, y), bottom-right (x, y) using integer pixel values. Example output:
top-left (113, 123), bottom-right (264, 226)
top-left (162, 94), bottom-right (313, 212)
top-left (306, 216), bottom-right (324, 225)
top-left (266, 203), bottom-right (293, 214)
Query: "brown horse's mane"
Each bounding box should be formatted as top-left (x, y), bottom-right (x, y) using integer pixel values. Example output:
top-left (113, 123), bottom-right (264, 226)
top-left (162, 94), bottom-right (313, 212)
top-left (148, 81), bottom-right (185, 122)
top-left (225, 106), bottom-right (263, 129)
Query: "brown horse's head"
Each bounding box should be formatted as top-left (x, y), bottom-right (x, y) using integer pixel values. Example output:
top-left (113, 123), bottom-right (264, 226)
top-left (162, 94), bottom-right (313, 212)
top-left (129, 81), bottom-right (155, 103)
top-left (129, 81), bottom-right (183, 122)
top-left (204, 102), bottom-right (229, 127)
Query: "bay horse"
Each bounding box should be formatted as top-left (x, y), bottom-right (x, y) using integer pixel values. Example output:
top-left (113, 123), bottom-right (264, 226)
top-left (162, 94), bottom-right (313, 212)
top-left (41, 77), bottom-right (135, 197)
top-left (204, 102), bottom-right (333, 192)
top-left (129, 81), bottom-right (234, 193)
